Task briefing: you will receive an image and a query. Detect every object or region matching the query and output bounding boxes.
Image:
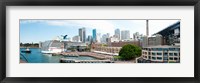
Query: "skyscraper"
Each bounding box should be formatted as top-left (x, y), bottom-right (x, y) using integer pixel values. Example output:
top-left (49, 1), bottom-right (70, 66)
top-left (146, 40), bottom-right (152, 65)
top-left (79, 27), bottom-right (86, 43)
top-left (115, 29), bottom-right (120, 40)
top-left (87, 35), bottom-right (92, 43)
top-left (133, 32), bottom-right (141, 41)
top-left (72, 35), bottom-right (80, 42)
top-left (92, 29), bottom-right (97, 42)
top-left (121, 30), bottom-right (130, 40)
top-left (96, 33), bottom-right (101, 43)
top-left (101, 33), bottom-right (110, 43)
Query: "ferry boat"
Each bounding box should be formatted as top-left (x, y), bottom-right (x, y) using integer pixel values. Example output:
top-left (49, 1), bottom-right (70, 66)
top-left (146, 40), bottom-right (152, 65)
top-left (21, 48), bottom-right (31, 53)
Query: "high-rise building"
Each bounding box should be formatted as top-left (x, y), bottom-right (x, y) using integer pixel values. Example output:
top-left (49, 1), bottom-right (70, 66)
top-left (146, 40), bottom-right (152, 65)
top-left (148, 36), bottom-right (163, 46)
top-left (101, 33), bottom-right (110, 43)
top-left (155, 34), bottom-right (163, 45)
top-left (107, 36), bottom-right (119, 43)
top-left (72, 35), bottom-right (80, 42)
top-left (79, 27), bottom-right (86, 43)
top-left (121, 30), bottom-right (130, 40)
top-left (96, 33), bottom-right (101, 43)
top-left (141, 36), bottom-right (148, 47)
top-left (115, 29), bottom-right (120, 40)
top-left (92, 29), bottom-right (97, 42)
top-left (133, 32), bottom-right (141, 41)
top-left (153, 21), bottom-right (180, 45)
top-left (87, 35), bottom-right (92, 42)
top-left (106, 33), bottom-right (110, 38)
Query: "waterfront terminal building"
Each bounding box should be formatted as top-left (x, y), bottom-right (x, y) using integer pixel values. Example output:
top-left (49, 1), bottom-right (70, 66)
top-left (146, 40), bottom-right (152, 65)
top-left (137, 45), bottom-right (180, 63)
top-left (136, 21), bottom-right (180, 63)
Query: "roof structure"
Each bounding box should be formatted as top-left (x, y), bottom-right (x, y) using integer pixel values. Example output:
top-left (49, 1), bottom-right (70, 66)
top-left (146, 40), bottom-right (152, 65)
top-left (143, 45), bottom-right (180, 48)
top-left (153, 21), bottom-right (180, 36)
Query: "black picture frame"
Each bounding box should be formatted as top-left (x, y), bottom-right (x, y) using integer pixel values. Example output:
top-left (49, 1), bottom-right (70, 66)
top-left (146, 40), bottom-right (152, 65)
top-left (0, 0), bottom-right (200, 83)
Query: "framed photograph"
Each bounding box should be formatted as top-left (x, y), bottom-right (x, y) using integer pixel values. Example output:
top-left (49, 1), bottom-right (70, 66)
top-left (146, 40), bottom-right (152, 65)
top-left (1, 0), bottom-right (200, 83)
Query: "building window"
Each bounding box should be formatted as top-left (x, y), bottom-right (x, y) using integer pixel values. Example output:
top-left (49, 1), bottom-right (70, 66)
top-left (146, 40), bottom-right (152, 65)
top-left (148, 56), bottom-right (151, 59)
top-left (152, 57), bottom-right (156, 60)
top-left (169, 57), bottom-right (173, 60)
top-left (148, 52), bottom-right (151, 55)
top-left (163, 48), bottom-right (168, 51)
top-left (174, 53), bottom-right (178, 56)
top-left (158, 48), bottom-right (162, 51)
top-left (157, 57), bottom-right (162, 60)
top-left (169, 53), bottom-right (173, 56)
top-left (152, 48), bottom-right (156, 51)
top-left (163, 54), bottom-right (168, 57)
top-left (157, 53), bottom-right (162, 55)
top-left (169, 48), bottom-right (175, 51)
top-left (174, 57), bottom-right (178, 60)
top-left (164, 52), bottom-right (168, 56)
top-left (152, 52), bottom-right (156, 56)
top-left (163, 57), bottom-right (168, 60)
top-left (175, 48), bottom-right (179, 51)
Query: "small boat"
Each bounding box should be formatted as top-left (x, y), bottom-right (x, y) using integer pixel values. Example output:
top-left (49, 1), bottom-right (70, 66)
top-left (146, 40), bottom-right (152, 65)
top-left (21, 48), bottom-right (31, 53)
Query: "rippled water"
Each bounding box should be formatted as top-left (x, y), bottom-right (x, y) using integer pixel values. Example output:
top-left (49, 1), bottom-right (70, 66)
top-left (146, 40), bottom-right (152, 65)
top-left (20, 48), bottom-right (98, 63)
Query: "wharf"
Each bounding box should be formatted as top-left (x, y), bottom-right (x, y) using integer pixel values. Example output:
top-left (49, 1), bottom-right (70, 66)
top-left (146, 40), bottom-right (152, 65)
top-left (60, 58), bottom-right (114, 63)
top-left (54, 52), bottom-right (114, 60)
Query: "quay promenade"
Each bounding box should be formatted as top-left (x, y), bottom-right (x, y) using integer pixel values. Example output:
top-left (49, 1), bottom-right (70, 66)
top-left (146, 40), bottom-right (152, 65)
top-left (20, 60), bottom-right (27, 63)
top-left (60, 58), bottom-right (114, 63)
top-left (53, 52), bottom-right (136, 63)
top-left (54, 52), bottom-right (114, 60)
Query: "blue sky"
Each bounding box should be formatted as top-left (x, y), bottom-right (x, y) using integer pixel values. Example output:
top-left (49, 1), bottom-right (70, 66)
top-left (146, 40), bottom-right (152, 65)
top-left (20, 19), bottom-right (180, 43)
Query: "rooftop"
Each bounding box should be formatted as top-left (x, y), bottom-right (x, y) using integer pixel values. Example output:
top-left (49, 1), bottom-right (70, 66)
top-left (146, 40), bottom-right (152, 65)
top-left (153, 21), bottom-right (180, 36)
top-left (143, 45), bottom-right (180, 48)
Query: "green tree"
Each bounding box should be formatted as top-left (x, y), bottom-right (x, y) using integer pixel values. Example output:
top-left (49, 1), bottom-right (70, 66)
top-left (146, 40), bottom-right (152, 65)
top-left (119, 44), bottom-right (142, 60)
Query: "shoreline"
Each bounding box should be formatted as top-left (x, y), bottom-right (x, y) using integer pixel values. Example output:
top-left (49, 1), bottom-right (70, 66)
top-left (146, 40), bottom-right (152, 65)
top-left (20, 59), bottom-right (27, 63)
top-left (20, 47), bottom-right (39, 49)
top-left (53, 52), bottom-right (136, 63)
top-left (54, 52), bottom-right (114, 60)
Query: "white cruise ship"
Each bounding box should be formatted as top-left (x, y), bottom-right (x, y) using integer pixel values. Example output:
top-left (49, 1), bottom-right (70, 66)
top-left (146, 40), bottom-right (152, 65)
top-left (40, 40), bottom-right (65, 54)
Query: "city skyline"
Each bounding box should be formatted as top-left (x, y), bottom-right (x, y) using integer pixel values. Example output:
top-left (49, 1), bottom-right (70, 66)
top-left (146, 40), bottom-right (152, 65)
top-left (20, 19), bottom-right (179, 43)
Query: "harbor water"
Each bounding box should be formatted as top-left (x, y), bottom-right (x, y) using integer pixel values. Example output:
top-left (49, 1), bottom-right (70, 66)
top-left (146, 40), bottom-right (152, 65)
top-left (20, 48), bottom-right (98, 63)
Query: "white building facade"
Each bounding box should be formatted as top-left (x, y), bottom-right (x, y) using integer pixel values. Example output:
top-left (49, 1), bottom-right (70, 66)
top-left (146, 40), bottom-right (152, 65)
top-left (121, 30), bottom-right (130, 40)
top-left (140, 45), bottom-right (180, 63)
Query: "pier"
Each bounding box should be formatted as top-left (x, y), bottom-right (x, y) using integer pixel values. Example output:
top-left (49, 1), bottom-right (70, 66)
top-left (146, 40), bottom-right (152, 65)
top-left (60, 58), bottom-right (114, 63)
top-left (54, 52), bottom-right (114, 60)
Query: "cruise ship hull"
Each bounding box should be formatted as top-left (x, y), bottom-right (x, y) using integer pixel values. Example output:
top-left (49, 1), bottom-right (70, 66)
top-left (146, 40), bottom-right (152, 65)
top-left (41, 51), bottom-right (59, 54)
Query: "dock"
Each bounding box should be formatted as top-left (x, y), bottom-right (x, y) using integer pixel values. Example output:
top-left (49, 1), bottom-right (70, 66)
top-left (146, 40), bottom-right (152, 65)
top-left (60, 58), bottom-right (114, 63)
top-left (54, 52), bottom-right (114, 60)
